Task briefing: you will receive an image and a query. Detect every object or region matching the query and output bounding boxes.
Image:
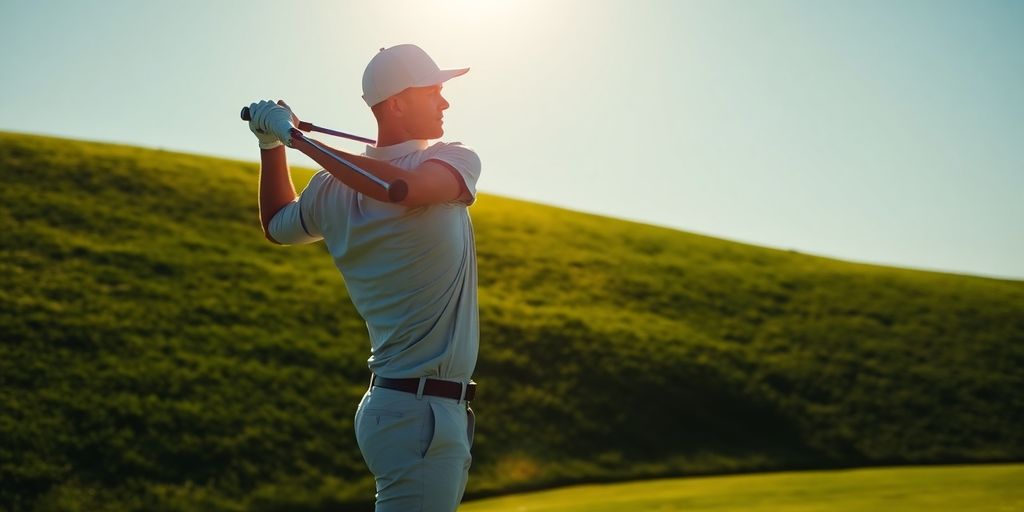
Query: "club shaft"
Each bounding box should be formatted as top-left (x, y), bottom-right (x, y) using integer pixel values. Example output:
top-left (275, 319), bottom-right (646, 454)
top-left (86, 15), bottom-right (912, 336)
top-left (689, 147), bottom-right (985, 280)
top-left (293, 131), bottom-right (391, 190)
top-left (300, 122), bottom-right (377, 145)
top-left (241, 106), bottom-right (375, 145)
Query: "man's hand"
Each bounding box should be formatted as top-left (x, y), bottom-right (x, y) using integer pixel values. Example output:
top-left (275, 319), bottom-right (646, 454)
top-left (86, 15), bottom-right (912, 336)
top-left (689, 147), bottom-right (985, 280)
top-left (248, 100), bottom-right (298, 149)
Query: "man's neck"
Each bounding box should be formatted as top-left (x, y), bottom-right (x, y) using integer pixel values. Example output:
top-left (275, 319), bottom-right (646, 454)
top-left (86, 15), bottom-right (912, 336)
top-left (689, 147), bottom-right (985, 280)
top-left (376, 124), bottom-right (413, 147)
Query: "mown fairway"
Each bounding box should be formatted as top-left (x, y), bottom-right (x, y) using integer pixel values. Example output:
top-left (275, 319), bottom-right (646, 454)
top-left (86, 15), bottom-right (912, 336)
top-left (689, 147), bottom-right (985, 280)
top-left (462, 464), bottom-right (1024, 512)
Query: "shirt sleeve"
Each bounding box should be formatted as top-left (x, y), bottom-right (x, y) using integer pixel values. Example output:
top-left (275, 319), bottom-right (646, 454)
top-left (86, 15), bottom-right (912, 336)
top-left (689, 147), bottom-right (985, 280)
top-left (267, 172), bottom-right (326, 245)
top-left (427, 142), bottom-right (481, 206)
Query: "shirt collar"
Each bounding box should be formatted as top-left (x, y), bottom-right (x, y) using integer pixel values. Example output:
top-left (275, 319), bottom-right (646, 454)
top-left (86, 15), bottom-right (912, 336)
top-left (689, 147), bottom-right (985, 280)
top-left (364, 139), bottom-right (429, 160)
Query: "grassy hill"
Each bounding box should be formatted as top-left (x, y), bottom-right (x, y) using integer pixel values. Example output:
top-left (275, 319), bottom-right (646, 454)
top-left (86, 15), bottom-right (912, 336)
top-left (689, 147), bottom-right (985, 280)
top-left (1, 131), bottom-right (1022, 511)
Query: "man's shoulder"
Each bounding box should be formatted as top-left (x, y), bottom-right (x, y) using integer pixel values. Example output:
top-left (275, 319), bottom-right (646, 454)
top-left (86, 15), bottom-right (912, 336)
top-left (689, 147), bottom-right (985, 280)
top-left (305, 168), bottom-right (358, 200)
top-left (425, 140), bottom-right (477, 155)
top-left (310, 167), bottom-right (351, 185)
top-left (423, 141), bottom-right (481, 173)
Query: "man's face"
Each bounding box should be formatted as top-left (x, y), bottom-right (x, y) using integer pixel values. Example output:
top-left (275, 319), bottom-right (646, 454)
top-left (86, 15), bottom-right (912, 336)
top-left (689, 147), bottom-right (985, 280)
top-left (397, 84), bottom-right (450, 139)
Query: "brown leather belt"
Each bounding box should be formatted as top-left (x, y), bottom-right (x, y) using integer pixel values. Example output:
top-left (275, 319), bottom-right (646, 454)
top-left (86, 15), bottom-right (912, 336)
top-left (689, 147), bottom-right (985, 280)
top-left (371, 374), bottom-right (476, 402)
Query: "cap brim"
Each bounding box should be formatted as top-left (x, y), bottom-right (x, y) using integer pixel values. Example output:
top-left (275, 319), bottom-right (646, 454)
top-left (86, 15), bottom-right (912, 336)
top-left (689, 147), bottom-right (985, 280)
top-left (367, 67), bottom-right (471, 106)
top-left (439, 67), bottom-right (470, 82)
top-left (414, 67), bottom-right (470, 87)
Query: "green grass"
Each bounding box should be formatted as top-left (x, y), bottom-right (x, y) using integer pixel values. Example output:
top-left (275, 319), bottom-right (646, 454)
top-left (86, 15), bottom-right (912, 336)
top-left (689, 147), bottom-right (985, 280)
top-left (461, 464), bottom-right (1024, 511)
top-left (1, 131), bottom-right (1022, 511)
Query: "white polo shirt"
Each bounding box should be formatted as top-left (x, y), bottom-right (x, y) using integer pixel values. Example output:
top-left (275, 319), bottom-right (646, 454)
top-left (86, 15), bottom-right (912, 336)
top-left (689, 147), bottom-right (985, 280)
top-left (268, 139), bottom-right (481, 381)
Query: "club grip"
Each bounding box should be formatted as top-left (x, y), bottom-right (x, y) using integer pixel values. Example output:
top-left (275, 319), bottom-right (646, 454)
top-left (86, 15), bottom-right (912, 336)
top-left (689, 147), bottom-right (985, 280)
top-left (388, 179), bottom-right (408, 203)
top-left (240, 106), bottom-right (251, 121)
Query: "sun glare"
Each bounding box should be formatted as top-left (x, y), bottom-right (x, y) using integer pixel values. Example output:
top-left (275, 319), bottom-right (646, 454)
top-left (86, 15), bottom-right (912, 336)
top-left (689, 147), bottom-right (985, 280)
top-left (441, 0), bottom-right (522, 18)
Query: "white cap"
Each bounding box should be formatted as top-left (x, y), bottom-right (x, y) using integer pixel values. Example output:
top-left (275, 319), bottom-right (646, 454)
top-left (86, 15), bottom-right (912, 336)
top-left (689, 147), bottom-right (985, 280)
top-left (362, 44), bottom-right (469, 107)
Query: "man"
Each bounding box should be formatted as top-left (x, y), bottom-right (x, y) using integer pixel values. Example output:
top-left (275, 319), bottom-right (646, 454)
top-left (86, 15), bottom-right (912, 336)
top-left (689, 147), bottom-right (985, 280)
top-left (246, 44), bottom-right (480, 511)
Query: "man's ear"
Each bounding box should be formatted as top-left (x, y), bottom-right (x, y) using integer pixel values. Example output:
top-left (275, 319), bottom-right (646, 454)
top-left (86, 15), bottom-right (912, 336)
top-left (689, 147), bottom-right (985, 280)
top-left (372, 96), bottom-right (402, 120)
top-left (386, 95), bottom-right (406, 118)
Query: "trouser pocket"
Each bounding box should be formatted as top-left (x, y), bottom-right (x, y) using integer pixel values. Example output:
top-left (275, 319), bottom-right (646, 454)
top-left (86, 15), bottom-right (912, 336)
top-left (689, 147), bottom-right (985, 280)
top-left (424, 401), bottom-right (473, 459)
top-left (355, 407), bottom-right (427, 476)
top-left (467, 406), bottom-right (476, 448)
top-left (420, 402), bottom-right (436, 457)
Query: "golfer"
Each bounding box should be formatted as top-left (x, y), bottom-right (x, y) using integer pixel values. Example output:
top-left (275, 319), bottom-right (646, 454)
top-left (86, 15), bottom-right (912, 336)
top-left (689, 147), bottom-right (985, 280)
top-left (246, 44), bottom-right (480, 511)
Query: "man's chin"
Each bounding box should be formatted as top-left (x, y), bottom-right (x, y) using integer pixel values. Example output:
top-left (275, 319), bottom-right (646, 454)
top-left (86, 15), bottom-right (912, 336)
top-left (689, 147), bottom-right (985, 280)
top-left (413, 127), bottom-right (444, 140)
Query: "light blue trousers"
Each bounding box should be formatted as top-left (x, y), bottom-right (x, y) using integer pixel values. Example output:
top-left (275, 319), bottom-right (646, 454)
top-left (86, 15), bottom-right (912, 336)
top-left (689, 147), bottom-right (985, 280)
top-left (355, 384), bottom-right (475, 511)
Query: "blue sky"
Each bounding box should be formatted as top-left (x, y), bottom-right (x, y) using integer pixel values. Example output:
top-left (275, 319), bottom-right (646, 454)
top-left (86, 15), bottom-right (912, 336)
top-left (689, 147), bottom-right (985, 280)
top-left (1, 0), bottom-right (1021, 279)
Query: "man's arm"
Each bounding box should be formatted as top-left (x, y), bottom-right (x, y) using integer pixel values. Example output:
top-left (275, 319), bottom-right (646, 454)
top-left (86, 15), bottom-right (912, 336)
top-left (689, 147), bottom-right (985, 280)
top-left (256, 101), bottom-right (470, 207)
top-left (248, 100), bottom-right (299, 243)
top-left (294, 139), bottom-right (468, 207)
top-left (258, 145), bottom-right (297, 244)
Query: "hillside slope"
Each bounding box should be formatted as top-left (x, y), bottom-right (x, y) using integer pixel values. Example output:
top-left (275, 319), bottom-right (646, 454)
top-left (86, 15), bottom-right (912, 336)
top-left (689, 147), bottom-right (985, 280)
top-left (2, 131), bottom-right (1022, 511)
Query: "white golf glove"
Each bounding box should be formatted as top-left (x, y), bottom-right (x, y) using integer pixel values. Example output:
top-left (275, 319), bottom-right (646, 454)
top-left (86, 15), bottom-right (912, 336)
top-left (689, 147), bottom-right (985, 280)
top-left (248, 100), bottom-right (297, 149)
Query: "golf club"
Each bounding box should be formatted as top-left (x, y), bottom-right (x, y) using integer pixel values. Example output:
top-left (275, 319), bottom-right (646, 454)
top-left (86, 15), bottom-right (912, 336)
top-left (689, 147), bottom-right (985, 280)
top-left (240, 106), bottom-right (376, 145)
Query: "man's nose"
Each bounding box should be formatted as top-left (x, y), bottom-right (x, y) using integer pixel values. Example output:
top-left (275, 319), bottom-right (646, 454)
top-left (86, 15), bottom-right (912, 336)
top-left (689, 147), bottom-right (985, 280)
top-left (440, 95), bottom-right (450, 111)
